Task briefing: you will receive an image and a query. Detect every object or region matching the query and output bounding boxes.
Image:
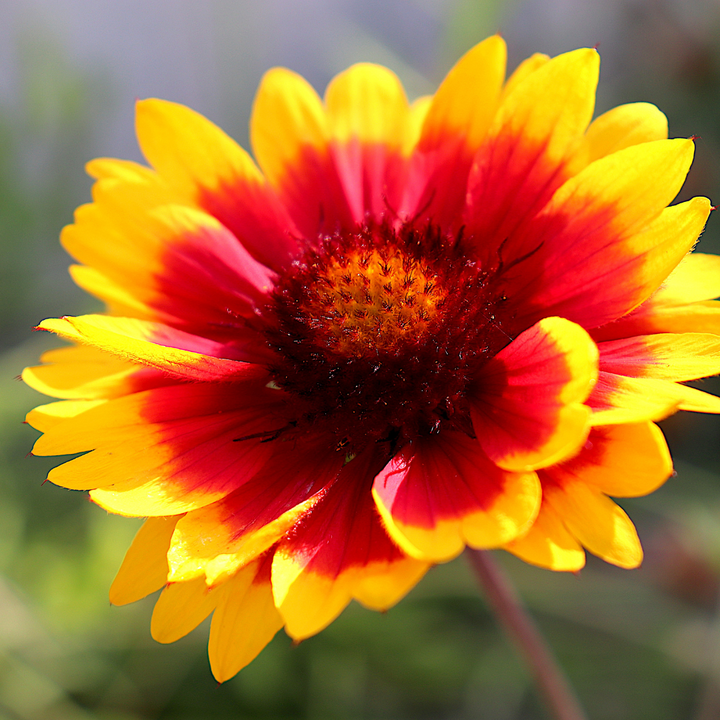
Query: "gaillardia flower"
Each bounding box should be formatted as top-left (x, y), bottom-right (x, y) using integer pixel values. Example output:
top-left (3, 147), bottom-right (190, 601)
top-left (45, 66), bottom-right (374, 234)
top-left (24, 36), bottom-right (720, 680)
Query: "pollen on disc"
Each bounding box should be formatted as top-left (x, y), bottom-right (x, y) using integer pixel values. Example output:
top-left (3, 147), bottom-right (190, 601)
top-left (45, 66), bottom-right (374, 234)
top-left (262, 221), bottom-right (508, 451)
top-left (298, 247), bottom-right (445, 356)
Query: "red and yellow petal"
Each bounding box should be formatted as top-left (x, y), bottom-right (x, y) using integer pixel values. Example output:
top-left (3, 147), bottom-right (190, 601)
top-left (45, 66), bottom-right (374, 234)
top-left (507, 424), bottom-right (662, 571)
top-left (36, 315), bottom-right (256, 382)
top-left (595, 302), bottom-right (720, 341)
top-left (372, 431), bottom-right (540, 563)
top-left (598, 333), bottom-right (720, 381)
top-left (26, 399), bottom-right (105, 432)
top-left (32, 381), bottom-right (285, 517)
top-left (500, 52), bottom-right (550, 102)
top-left (492, 47), bottom-right (598, 160)
top-left (64, 200), bottom-right (276, 349)
top-left (166, 438), bottom-right (344, 585)
top-left (70, 266), bottom-right (155, 320)
top-left (250, 68), bottom-right (329, 189)
top-left (325, 63), bottom-right (412, 220)
top-left (419, 35), bottom-right (506, 154)
top-left (22, 344), bottom-right (171, 400)
top-left (594, 253), bottom-right (720, 340)
top-left (152, 552), bottom-right (284, 682)
top-left (402, 35), bottom-right (506, 225)
top-left (250, 67), bottom-right (353, 236)
top-left (272, 450), bottom-right (429, 640)
top-left (471, 317), bottom-right (598, 472)
top-left (588, 333), bottom-right (720, 423)
top-left (589, 372), bottom-right (720, 424)
top-left (505, 143), bottom-right (709, 331)
top-left (350, 551), bottom-right (429, 613)
top-left (644, 303), bottom-right (720, 336)
top-left (402, 95), bottom-right (432, 155)
top-left (325, 64), bottom-right (410, 146)
top-left (652, 252), bottom-right (720, 305)
top-left (136, 99), bottom-right (299, 270)
top-left (135, 99), bottom-right (259, 200)
top-left (559, 423), bottom-right (672, 498)
top-left (86, 156), bottom-right (159, 183)
top-left (253, 62), bottom-right (417, 233)
top-left (463, 47), bottom-right (599, 250)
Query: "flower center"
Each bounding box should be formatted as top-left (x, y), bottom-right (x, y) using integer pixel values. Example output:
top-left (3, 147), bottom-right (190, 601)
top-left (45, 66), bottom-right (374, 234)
top-left (263, 222), bottom-right (509, 452)
top-left (295, 244), bottom-right (445, 357)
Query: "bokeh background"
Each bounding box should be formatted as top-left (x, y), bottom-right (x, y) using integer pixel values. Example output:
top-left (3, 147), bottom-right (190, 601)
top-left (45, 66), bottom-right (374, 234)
top-left (3, 0), bottom-right (720, 718)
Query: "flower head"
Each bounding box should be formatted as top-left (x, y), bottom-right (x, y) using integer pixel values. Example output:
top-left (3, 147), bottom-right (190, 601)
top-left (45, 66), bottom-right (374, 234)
top-left (24, 36), bottom-right (720, 681)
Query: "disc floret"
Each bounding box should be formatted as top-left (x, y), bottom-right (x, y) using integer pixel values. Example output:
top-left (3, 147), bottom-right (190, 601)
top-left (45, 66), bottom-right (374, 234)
top-left (264, 221), bottom-right (509, 451)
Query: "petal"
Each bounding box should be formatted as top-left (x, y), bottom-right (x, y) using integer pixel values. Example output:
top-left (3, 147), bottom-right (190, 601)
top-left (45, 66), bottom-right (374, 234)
top-left (134, 204), bottom-right (275, 332)
top-left (89, 403), bottom-right (282, 517)
top-left (402, 95), bottom-right (432, 155)
top-left (326, 63), bottom-right (409, 146)
top-left (598, 333), bottom-right (720, 381)
top-left (504, 500), bottom-right (586, 572)
top-left (272, 450), bottom-right (428, 640)
top-left (208, 553), bottom-right (284, 683)
top-left (251, 68), bottom-right (329, 191)
top-left (110, 516), bottom-right (179, 606)
top-left (567, 102), bottom-right (668, 174)
top-left (419, 35), bottom-right (506, 153)
top-left (37, 315), bottom-right (255, 383)
top-left (325, 63), bottom-right (411, 219)
top-left (560, 423), bottom-right (672, 498)
top-left (83, 161), bottom-right (175, 219)
top-left (62, 197), bottom-right (166, 293)
top-left (135, 98), bottom-right (259, 198)
top-left (26, 399), bottom-right (104, 432)
top-left (250, 67), bottom-right (353, 236)
top-left (463, 48), bottom-right (599, 250)
top-left (654, 252), bottom-right (720, 305)
top-left (471, 317), bottom-right (598, 472)
top-left (552, 135), bottom-right (694, 231)
top-left (35, 381), bottom-right (284, 518)
top-left (350, 552), bottom-right (429, 613)
top-left (542, 480), bottom-right (643, 569)
top-left (136, 98), bottom-right (299, 269)
top-left (509, 429), bottom-right (653, 572)
top-left (22, 345), bottom-right (172, 400)
top-left (490, 47), bottom-right (598, 163)
top-left (402, 35), bottom-right (506, 224)
top-left (504, 148), bottom-right (709, 331)
top-left (594, 253), bottom-right (720, 340)
top-left (501, 53), bottom-right (550, 100)
top-left (64, 200), bottom-right (275, 346)
top-left (151, 576), bottom-right (222, 643)
top-left (594, 302), bottom-right (720, 340)
top-left (166, 438), bottom-right (344, 585)
top-left (86, 157), bottom-right (158, 182)
top-left (70, 265), bottom-right (156, 319)
top-left (589, 373), bottom-right (720, 424)
top-left (372, 431), bottom-right (540, 563)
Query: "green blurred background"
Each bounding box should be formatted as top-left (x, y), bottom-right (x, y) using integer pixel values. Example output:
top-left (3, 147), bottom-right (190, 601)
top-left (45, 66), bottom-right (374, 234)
top-left (4, 0), bottom-right (720, 718)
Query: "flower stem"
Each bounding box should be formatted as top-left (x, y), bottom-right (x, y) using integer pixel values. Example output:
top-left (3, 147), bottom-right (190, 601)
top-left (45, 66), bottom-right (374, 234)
top-left (467, 549), bottom-right (589, 720)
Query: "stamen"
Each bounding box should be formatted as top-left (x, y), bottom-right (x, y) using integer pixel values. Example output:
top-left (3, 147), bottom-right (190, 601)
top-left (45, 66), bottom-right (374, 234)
top-left (262, 220), bottom-right (509, 452)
